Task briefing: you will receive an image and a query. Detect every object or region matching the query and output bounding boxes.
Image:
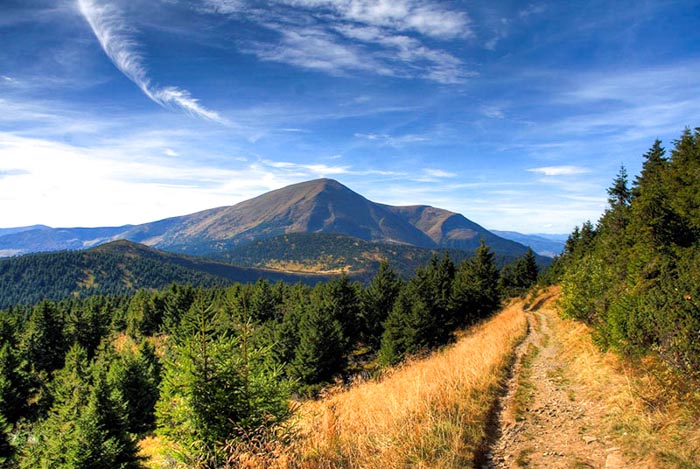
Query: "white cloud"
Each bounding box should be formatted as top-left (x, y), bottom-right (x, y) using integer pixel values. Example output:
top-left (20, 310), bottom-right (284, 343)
top-left (281, 0), bottom-right (472, 39)
top-left (480, 104), bottom-right (505, 119)
top-left (164, 148), bottom-right (178, 157)
top-left (248, 26), bottom-right (385, 76)
top-left (0, 133), bottom-right (300, 227)
top-left (78, 0), bottom-right (227, 124)
top-left (424, 168), bottom-right (456, 178)
top-left (208, 0), bottom-right (472, 84)
top-left (354, 132), bottom-right (428, 146)
top-left (528, 165), bottom-right (590, 176)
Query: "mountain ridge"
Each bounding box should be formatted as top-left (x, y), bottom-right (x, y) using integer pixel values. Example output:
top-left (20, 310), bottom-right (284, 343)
top-left (0, 178), bottom-right (534, 259)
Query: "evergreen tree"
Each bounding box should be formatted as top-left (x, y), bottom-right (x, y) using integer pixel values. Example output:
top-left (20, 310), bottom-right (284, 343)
top-left (65, 297), bottom-right (111, 359)
top-left (499, 248), bottom-right (538, 298)
top-left (20, 300), bottom-right (66, 376)
top-left (157, 299), bottom-right (288, 465)
top-left (0, 342), bottom-right (28, 423)
top-left (20, 344), bottom-right (140, 468)
top-left (125, 289), bottom-right (162, 339)
top-left (291, 298), bottom-right (346, 388)
top-left (378, 280), bottom-right (435, 366)
top-left (450, 240), bottom-right (501, 326)
top-left (360, 262), bottom-right (401, 348)
top-left (108, 341), bottom-right (161, 434)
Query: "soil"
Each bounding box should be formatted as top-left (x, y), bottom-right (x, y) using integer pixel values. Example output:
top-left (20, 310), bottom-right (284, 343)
top-left (483, 293), bottom-right (629, 469)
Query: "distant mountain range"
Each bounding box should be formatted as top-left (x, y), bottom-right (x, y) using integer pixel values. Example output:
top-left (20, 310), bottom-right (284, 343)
top-left (490, 231), bottom-right (567, 258)
top-left (0, 178), bottom-right (538, 260)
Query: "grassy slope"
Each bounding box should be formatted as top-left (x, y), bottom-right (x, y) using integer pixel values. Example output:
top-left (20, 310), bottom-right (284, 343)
top-left (280, 301), bottom-right (528, 468)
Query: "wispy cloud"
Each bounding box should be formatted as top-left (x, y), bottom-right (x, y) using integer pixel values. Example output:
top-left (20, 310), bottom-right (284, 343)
top-left (528, 165), bottom-right (590, 176)
top-left (77, 0), bottom-right (227, 124)
top-left (424, 168), bottom-right (456, 178)
top-left (281, 0), bottom-right (473, 39)
top-left (206, 0), bottom-right (473, 84)
top-left (354, 132), bottom-right (428, 146)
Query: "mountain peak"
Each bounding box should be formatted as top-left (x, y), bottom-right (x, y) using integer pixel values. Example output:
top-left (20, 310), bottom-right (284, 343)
top-left (1, 178), bottom-right (536, 261)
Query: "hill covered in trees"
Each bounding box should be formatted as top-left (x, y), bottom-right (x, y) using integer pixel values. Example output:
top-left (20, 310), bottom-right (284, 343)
top-left (208, 232), bottom-right (544, 279)
top-left (553, 127), bottom-right (700, 377)
top-left (0, 240), bottom-right (330, 308)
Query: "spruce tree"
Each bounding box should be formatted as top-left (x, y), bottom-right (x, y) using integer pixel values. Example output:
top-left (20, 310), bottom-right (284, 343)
top-left (0, 342), bottom-right (28, 423)
top-left (20, 300), bottom-right (66, 375)
top-left (451, 240), bottom-right (500, 325)
top-left (291, 299), bottom-right (345, 387)
top-left (108, 341), bottom-right (161, 434)
top-left (157, 299), bottom-right (288, 465)
top-left (360, 262), bottom-right (401, 348)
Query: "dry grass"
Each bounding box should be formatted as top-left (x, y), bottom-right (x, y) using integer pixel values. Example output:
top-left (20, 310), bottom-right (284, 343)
top-left (549, 297), bottom-right (700, 468)
top-left (275, 301), bottom-right (528, 469)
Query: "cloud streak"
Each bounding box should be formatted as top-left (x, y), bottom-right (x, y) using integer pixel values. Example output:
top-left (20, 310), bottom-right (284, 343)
top-left (205, 0), bottom-right (472, 84)
top-left (77, 0), bottom-right (227, 124)
top-left (528, 165), bottom-right (590, 176)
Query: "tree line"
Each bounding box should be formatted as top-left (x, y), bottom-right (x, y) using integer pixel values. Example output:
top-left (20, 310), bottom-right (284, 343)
top-left (0, 243), bottom-right (539, 468)
top-left (550, 127), bottom-right (700, 377)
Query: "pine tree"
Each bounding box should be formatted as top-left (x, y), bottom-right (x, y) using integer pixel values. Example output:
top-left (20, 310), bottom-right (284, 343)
top-left (291, 299), bottom-right (346, 387)
top-left (450, 240), bottom-right (500, 325)
top-left (0, 342), bottom-right (28, 423)
top-left (108, 341), bottom-right (161, 434)
top-left (378, 281), bottom-right (435, 366)
top-left (20, 300), bottom-right (66, 376)
top-left (360, 262), bottom-right (401, 348)
top-left (157, 299), bottom-right (288, 465)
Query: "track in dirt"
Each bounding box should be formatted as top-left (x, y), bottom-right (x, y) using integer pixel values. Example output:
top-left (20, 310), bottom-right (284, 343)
top-left (480, 291), bottom-right (628, 469)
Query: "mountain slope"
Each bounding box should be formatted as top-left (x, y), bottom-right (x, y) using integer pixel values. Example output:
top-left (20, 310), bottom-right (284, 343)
top-left (491, 230), bottom-right (566, 258)
top-left (0, 178), bottom-right (534, 260)
top-left (0, 240), bottom-right (329, 308)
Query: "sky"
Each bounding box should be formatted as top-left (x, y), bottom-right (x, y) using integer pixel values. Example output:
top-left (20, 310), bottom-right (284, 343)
top-left (1, 0), bottom-right (699, 234)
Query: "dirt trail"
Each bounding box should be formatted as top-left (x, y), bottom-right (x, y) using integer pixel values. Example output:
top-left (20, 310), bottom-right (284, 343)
top-left (483, 293), bottom-right (628, 469)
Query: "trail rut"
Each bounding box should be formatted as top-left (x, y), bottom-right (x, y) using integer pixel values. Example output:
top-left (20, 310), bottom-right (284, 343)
top-left (482, 293), bottom-right (629, 469)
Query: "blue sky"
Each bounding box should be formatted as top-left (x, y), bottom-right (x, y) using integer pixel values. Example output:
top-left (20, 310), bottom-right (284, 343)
top-left (1, 0), bottom-right (699, 233)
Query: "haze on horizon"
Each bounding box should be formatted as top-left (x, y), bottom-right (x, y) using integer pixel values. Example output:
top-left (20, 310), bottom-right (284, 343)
top-left (1, 0), bottom-right (699, 233)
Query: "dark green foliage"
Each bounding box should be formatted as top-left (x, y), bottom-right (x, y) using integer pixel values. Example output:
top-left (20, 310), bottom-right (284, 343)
top-left (156, 298), bottom-right (289, 466)
top-left (291, 295), bottom-right (346, 387)
top-left (21, 300), bottom-right (66, 375)
top-left (65, 296), bottom-right (113, 359)
top-left (451, 240), bottom-right (501, 326)
top-left (21, 344), bottom-right (141, 469)
top-left (108, 341), bottom-right (161, 434)
top-left (378, 253), bottom-right (456, 366)
top-left (360, 262), bottom-right (401, 347)
top-left (559, 128), bottom-right (700, 377)
top-left (378, 284), bottom-right (434, 366)
top-left (126, 289), bottom-right (165, 339)
top-left (499, 248), bottom-right (539, 297)
top-left (0, 342), bottom-right (29, 424)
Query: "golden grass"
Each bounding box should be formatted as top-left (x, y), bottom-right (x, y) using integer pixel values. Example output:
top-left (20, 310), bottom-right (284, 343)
top-left (548, 295), bottom-right (700, 468)
top-left (277, 301), bottom-right (528, 468)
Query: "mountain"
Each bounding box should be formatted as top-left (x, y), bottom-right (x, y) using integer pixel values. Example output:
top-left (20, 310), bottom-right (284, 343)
top-left (490, 230), bottom-right (566, 258)
top-left (0, 224), bottom-right (50, 237)
top-left (0, 240), bottom-right (330, 308)
top-left (0, 178), bottom-right (533, 259)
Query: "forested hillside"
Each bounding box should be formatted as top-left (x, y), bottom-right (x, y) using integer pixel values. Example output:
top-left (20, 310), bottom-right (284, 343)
top-left (553, 127), bottom-right (700, 376)
top-left (209, 232), bottom-right (531, 278)
top-left (0, 240), bottom-right (330, 308)
top-left (0, 243), bottom-right (539, 468)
